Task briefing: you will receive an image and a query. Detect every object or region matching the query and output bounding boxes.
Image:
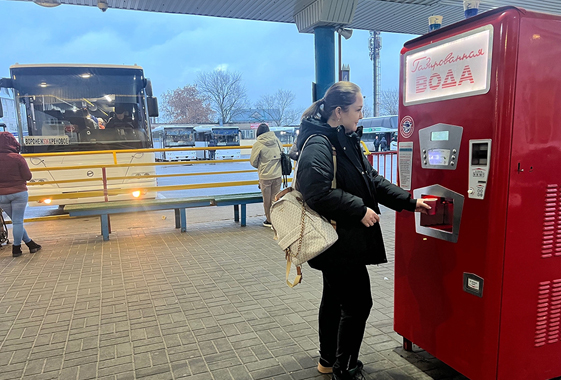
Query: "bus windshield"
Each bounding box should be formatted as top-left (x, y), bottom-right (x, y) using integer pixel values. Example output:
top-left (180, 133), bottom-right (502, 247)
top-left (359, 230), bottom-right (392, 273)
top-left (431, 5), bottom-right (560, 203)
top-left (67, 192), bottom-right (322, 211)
top-left (164, 128), bottom-right (195, 147)
top-left (212, 128), bottom-right (239, 146)
top-left (10, 65), bottom-right (152, 153)
top-left (270, 127), bottom-right (296, 144)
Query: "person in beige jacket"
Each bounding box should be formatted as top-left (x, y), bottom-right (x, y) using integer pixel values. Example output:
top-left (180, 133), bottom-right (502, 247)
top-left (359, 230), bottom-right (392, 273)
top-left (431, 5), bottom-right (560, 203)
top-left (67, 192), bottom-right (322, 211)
top-left (250, 124), bottom-right (283, 227)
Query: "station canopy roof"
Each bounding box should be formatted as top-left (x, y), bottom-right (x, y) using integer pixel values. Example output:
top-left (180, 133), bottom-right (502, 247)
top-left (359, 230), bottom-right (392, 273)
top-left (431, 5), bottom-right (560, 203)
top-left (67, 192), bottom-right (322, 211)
top-left (21, 0), bottom-right (561, 35)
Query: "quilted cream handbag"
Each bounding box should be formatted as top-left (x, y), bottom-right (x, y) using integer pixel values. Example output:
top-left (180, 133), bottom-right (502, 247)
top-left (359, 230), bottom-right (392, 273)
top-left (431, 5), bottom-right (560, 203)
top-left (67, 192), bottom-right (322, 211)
top-left (270, 135), bottom-right (338, 287)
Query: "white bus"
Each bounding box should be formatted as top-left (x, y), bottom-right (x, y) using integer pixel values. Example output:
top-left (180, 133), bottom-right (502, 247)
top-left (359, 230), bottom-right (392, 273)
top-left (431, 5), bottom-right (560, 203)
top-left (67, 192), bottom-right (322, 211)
top-left (152, 125), bottom-right (196, 161)
top-left (0, 64), bottom-right (159, 205)
top-left (194, 125), bottom-right (241, 160)
top-left (359, 115), bottom-right (398, 152)
top-left (270, 126), bottom-right (297, 145)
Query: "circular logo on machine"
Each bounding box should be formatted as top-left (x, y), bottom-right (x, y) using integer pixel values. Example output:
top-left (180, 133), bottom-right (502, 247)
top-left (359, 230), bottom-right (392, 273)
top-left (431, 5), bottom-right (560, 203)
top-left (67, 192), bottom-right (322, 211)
top-left (400, 116), bottom-right (415, 138)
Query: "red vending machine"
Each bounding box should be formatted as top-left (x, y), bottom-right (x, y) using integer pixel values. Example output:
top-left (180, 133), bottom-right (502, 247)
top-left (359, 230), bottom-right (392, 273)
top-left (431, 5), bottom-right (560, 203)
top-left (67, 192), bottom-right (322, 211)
top-left (395, 7), bottom-right (561, 380)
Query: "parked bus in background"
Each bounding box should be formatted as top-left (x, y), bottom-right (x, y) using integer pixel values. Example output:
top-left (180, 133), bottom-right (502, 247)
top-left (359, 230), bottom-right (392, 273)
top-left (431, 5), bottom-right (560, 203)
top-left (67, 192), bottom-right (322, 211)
top-left (152, 125), bottom-right (196, 161)
top-left (0, 64), bottom-right (159, 205)
top-left (359, 115), bottom-right (398, 151)
top-left (194, 125), bottom-right (241, 160)
top-left (270, 126), bottom-right (297, 145)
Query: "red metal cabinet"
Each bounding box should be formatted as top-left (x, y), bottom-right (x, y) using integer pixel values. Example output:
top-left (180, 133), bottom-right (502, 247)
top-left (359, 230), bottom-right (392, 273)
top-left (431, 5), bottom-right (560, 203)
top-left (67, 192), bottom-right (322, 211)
top-left (394, 7), bottom-right (561, 380)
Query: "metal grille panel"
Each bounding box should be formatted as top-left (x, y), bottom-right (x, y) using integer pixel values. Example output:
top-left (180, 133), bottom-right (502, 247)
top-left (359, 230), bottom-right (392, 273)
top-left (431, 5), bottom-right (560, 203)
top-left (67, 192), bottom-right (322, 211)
top-left (534, 279), bottom-right (561, 347)
top-left (541, 184), bottom-right (561, 259)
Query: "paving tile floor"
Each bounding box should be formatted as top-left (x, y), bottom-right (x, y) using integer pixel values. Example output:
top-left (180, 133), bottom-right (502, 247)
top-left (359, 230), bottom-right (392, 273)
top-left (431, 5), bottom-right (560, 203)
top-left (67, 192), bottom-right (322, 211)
top-left (0, 204), bottom-right (467, 380)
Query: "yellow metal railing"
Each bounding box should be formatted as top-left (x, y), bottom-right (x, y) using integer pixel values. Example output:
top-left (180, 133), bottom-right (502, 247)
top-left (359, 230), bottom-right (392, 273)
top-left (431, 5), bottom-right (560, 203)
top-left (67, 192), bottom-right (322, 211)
top-left (23, 145), bottom-right (294, 203)
top-left (27, 181), bottom-right (263, 202)
top-left (27, 159), bottom-right (249, 171)
top-left (360, 141), bottom-right (371, 155)
top-left (23, 145), bottom-right (259, 165)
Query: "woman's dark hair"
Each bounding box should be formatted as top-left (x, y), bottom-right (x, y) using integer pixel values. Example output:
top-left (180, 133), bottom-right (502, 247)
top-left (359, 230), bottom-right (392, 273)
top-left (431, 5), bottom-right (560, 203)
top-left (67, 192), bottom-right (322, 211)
top-left (301, 81), bottom-right (361, 122)
top-left (256, 123), bottom-right (269, 137)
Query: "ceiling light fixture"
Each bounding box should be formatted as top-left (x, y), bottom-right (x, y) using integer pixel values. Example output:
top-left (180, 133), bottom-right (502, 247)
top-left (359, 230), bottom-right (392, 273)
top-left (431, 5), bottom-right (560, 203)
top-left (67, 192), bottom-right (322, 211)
top-left (336, 27), bottom-right (353, 40)
top-left (97, 0), bottom-right (109, 12)
top-left (33, 0), bottom-right (61, 7)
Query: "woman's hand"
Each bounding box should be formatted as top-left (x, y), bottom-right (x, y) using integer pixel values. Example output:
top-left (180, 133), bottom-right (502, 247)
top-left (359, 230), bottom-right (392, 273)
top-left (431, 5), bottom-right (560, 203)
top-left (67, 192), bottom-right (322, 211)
top-left (361, 207), bottom-right (380, 227)
top-left (415, 199), bottom-right (431, 214)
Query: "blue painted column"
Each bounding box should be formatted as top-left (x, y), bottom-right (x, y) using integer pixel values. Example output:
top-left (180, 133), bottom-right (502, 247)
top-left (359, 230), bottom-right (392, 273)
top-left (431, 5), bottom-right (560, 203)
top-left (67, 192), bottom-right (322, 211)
top-left (314, 26), bottom-right (336, 100)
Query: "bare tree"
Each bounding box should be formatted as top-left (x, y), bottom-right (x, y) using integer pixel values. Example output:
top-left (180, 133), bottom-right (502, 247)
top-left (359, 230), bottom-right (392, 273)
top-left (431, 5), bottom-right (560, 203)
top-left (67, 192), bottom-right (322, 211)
top-left (254, 89), bottom-right (297, 126)
top-left (196, 70), bottom-right (248, 124)
top-left (284, 108), bottom-right (303, 126)
top-left (361, 103), bottom-right (373, 118)
top-left (379, 88), bottom-right (399, 116)
top-left (160, 85), bottom-right (214, 123)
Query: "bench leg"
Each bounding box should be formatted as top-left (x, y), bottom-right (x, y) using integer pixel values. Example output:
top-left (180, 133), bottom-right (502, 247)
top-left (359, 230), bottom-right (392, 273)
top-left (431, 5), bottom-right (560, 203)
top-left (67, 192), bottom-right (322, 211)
top-left (101, 214), bottom-right (110, 241)
top-left (234, 204), bottom-right (240, 222)
top-left (241, 204), bottom-right (246, 227)
top-left (180, 208), bottom-right (187, 232)
top-left (174, 209), bottom-right (181, 229)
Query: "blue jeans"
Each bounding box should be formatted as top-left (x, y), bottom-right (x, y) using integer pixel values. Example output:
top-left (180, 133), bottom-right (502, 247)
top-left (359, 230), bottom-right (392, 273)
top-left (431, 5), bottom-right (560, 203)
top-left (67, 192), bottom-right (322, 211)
top-left (0, 191), bottom-right (31, 246)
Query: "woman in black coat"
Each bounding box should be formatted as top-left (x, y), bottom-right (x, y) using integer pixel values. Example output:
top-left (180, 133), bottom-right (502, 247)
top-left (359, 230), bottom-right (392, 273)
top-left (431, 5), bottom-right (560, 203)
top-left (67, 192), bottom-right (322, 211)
top-left (296, 82), bottom-right (430, 380)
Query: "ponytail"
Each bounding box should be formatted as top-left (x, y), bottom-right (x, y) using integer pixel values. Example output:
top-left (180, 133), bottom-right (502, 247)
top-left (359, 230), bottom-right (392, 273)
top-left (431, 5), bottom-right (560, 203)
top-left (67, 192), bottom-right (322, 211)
top-left (301, 98), bottom-right (327, 121)
top-left (301, 81), bottom-right (361, 122)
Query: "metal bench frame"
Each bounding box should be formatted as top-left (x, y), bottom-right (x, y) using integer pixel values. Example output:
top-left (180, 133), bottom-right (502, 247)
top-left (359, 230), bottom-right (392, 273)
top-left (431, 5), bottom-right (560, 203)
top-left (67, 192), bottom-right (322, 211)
top-left (66, 193), bottom-right (264, 241)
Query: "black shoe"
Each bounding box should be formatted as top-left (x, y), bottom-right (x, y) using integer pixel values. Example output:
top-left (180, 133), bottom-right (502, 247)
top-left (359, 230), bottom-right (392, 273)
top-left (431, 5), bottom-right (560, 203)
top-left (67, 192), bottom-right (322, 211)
top-left (25, 240), bottom-right (42, 253)
top-left (332, 361), bottom-right (366, 380)
top-left (332, 371), bottom-right (366, 380)
top-left (12, 245), bottom-right (22, 257)
top-left (263, 220), bottom-right (272, 227)
top-left (349, 361), bottom-right (364, 377)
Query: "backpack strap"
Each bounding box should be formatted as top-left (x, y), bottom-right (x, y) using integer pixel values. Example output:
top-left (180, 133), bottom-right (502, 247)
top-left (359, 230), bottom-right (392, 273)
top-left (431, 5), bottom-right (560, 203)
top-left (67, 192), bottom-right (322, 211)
top-left (286, 255), bottom-right (302, 288)
top-left (294, 134), bottom-right (336, 190)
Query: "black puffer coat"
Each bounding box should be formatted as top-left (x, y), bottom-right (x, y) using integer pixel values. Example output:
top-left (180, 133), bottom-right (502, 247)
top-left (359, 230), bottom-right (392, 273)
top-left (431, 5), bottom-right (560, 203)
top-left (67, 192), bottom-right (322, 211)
top-left (295, 117), bottom-right (416, 270)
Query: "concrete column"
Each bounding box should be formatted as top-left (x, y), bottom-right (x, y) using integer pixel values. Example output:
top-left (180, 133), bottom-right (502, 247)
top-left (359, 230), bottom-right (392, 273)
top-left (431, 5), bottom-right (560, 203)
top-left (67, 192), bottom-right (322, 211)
top-left (314, 26), bottom-right (335, 100)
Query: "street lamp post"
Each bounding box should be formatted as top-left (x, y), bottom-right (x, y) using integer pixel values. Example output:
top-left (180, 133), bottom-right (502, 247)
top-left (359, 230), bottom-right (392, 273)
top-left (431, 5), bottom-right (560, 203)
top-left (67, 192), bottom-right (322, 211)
top-left (336, 28), bottom-right (353, 81)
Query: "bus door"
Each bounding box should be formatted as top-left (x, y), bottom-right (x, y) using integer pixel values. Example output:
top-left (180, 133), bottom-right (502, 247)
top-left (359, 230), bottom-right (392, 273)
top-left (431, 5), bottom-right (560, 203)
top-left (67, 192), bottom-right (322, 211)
top-left (195, 129), bottom-right (211, 159)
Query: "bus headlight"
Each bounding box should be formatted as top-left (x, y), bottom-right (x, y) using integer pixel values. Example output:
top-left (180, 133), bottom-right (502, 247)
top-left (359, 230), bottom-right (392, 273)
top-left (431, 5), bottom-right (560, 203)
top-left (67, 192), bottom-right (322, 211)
top-left (131, 189), bottom-right (148, 198)
top-left (41, 198), bottom-right (52, 204)
top-left (132, 172), bottom-right (151, 177)
top-left (29, 178), bottom-right (47, 183)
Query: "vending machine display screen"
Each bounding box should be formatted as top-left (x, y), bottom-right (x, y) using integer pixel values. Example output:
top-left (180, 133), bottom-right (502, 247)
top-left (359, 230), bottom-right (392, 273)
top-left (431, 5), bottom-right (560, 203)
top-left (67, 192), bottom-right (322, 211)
top-left (428, 149), bottom-right (450, 166)
top-left (431, 131), bottom-right (449, 141)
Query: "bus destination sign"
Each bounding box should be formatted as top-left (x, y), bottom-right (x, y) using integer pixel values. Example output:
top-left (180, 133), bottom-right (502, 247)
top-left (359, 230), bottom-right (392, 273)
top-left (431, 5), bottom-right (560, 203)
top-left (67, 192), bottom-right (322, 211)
top-left (24, 136), bottom-right (70, 146)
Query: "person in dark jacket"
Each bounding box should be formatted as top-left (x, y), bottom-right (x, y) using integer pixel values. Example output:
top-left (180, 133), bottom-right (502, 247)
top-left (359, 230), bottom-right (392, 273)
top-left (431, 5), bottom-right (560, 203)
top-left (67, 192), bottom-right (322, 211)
top-left (380, 136), bottom-right (388, 152)
top-left (288, 135), bottom-right (300, 161)
top-left (105, 105), bottom-right (137, 129)
top-left (296, 82), bottom-right (430, 380)
top-left (0, 132), bottom-right (42, 257)
top-left (373, 135), bottom-right (380, 152)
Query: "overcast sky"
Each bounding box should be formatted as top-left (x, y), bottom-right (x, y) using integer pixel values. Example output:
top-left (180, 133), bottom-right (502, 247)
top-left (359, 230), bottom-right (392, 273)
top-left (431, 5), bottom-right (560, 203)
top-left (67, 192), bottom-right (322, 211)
top-left (0, 1), bottom-right (417, 114)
